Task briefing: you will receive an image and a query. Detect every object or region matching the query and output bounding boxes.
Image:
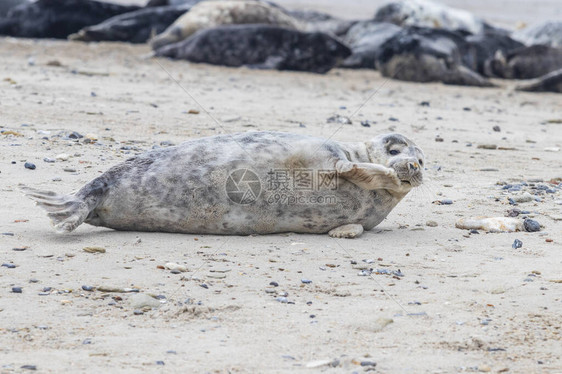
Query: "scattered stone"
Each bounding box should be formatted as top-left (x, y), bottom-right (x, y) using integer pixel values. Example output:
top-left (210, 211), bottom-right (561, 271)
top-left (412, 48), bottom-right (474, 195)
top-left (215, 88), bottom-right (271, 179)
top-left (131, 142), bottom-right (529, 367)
top-left (63, 168), bottom-right (77, 173)
top-left (12, 287), bottom-right (23, 293)
top-left (128, 293), bottom-right (161, 309)
top-left (164, 262), bottom-right (188, 272)
top-left (20, 365), bottom-right (37, 371)
top-left (276, 297), bottom-right (288, 303)
top-left (360, 361), bottom-right (377, 367)
top-left (435, 136), bottom-right (444, 142)
top-left (55, 154), bottom-right (70, 161)
top-left (544, 147), bottom-right (560, 152)
top-left (426, 220), bottom-right (438, 227)
top-left (480, 168), bottom-right (499, 171)
top-left (492, 126), bottom-right (501, 132)
top-left (419, 101), bottom-right (430, 106)
top-left (433, 199), bottom-right (453, 205)
top-left (83, 246), bottom-right (106, 253)
top-left (67, 131), bottom-right (83, 139)
top-left (24, 162), bottom-right (36, 170)
top-left (360, 120), bottom-right (372, 127)
top-left (456, 217), bottom-right (524, 232)
top-left (269, 281), bottom-right (279, 287)
top-left (301, 279), bottom-right (312, 284)
top-left (512, 239), bottom-right (523, 249)
top-left (43, 157), bottom-right (55, 163)
top-left (2, 263), bottom-right (16, 268)
top-left (511, 192), bottom-right (534, 203)
top-left (187, 109), bottom-right (199, 114)
top-left (133, 309), bottom-right (144, 315)
top-left (327, 114), bottom-right (352, 125)
top-left (82, 285), bottom-right (94, 291)
top-left (156, 361), bottom-right (165, 366)
top-left (523, 218), bottom-right (541, 232)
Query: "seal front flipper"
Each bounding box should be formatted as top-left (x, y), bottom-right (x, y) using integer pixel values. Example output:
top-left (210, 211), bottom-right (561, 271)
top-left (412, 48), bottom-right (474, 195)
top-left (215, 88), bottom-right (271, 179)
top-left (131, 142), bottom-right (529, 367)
top-left (336, 160), bottom-right (402, 191)
top-left (20, 184), bottom-right (98, 233)
top-left (328, 224), bottom-right (364, 239)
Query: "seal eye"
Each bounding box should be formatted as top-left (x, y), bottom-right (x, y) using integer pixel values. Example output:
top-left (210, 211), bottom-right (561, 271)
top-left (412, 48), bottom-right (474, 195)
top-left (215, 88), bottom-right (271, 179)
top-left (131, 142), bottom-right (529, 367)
top-left (389, 150), bottom-right (400, 156)
top-left (419, 159), bottom-right (424, 166)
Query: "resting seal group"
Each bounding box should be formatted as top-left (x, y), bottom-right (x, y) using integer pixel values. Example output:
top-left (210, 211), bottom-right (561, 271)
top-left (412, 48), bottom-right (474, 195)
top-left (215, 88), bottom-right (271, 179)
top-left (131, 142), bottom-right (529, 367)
top-left (23, 132), bottom-right (424, 238)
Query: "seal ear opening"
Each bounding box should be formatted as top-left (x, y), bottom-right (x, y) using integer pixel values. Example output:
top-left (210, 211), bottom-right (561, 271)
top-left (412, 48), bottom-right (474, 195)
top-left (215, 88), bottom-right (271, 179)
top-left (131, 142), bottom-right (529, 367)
top-left (20, 185), bottom-right (90, 233)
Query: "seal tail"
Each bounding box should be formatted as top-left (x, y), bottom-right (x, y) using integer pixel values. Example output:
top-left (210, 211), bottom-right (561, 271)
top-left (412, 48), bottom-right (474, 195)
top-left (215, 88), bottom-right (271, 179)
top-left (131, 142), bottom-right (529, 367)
top-left (20, 185), bottom-right (91, 233)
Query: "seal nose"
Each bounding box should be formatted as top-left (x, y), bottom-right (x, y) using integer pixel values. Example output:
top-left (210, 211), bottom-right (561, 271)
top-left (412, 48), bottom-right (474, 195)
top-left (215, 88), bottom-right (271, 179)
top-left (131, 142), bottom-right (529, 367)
top-left (408, 161), bottom-right (419, 171)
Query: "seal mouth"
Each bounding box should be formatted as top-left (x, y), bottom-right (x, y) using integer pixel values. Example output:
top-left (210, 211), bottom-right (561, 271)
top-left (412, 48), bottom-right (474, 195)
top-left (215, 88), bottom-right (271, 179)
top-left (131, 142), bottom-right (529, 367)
top-left (401, 180), bottom-right (412, 185)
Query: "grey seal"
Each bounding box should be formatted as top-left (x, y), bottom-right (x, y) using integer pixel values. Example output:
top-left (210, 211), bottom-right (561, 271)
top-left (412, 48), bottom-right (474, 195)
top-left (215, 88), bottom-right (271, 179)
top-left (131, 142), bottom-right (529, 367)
top-left (512, 21), bottom-right (562, 48)
top-left (341, 21), bottom-right (403, 69)
top-left (484, 45), bottom-right (562, 80)
top-left (150, 0), bottom-right (301, 50)
top-left (374, 0), bottom-right (488, 35)
top-left (0, 0), bottom-right (139, 39)
top-left (22, 131), bottom-right (424, 239)
top-left (68, 3), bottom-right (195, 43)
top-left (287, 9), bottom-right (356, 38)
top-left (516, 68), bottom-right (562, 94)
top-left (375, 26), bottom-right (493, 86)
top-left (154, 24), bottom-right (351, 74)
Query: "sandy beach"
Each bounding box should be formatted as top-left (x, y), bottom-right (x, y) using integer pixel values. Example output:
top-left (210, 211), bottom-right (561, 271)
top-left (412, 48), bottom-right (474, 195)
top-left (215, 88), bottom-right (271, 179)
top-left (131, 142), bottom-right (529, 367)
top-left (0, 11), bottom-right (561, 374)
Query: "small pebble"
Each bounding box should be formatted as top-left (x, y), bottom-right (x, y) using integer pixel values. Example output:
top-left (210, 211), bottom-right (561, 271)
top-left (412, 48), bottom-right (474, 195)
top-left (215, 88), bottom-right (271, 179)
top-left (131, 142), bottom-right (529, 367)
top-left (133, 309), bottom-right (144, 315)
top-left (2, 263), bottom-right (16, 269)
top-left (21, 365), bottom-right (37, 371)
top-left (156, 361), bottom-right (165, 366)
top-left (24, 162), bottom-right (36, 170)
top-left (512, 239), bottom-right (523, 249)
top-left (493, 126), bottom-right (501, 132)
top-left (426, 220), bottom-right (438, 227)
top-left (43, 157), bottom-right (55, 163)
top-left (12, 287), bottom-right (23, 293)
top-left (524, 218), bottom-right (540, 232)
top-left (82, 285), bottom-right (94, 291)
top-left (82, 338), bottom-right (92, 345)
top-left (269, 281), bottom-right (279, 287)
top-left (301, 279), bottom-right (312, 284)
top-left (327, 114), bottom-right (352, 125)
top-left (276, 297), bottom-right (288, 303)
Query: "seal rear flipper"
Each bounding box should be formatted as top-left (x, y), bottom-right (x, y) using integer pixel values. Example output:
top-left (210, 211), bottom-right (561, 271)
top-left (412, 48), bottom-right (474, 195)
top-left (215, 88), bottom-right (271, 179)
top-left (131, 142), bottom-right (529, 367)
top-left (20, 185), bottom-right (91, 233)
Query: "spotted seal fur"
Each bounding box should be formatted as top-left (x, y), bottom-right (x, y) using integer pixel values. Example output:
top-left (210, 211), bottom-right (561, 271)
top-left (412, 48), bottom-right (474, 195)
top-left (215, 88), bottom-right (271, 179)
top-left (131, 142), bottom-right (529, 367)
top-left (22, 132), bottom-right (424, 239)
top-left (150, 0), bottom-right (301, 50)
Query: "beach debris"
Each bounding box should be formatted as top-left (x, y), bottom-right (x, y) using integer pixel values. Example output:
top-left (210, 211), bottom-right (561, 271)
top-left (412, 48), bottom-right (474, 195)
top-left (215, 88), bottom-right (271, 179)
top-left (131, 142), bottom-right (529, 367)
top-left (433, 199), bottom-right (453, 205)
top-left (477, 144), bottom-right (497, 150)
top-left (455, 217), bottom-right (524, 232)
top-left (97, 286), bottom-right (139, 293)
top-left (305, 359), bottom-right (340, 368)
top-left (164, 262), bottom-right (188, 272)
top-left (83, 246), bottom-right (106, 253)
top-left (128, 293), bottom-right (161, 309)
